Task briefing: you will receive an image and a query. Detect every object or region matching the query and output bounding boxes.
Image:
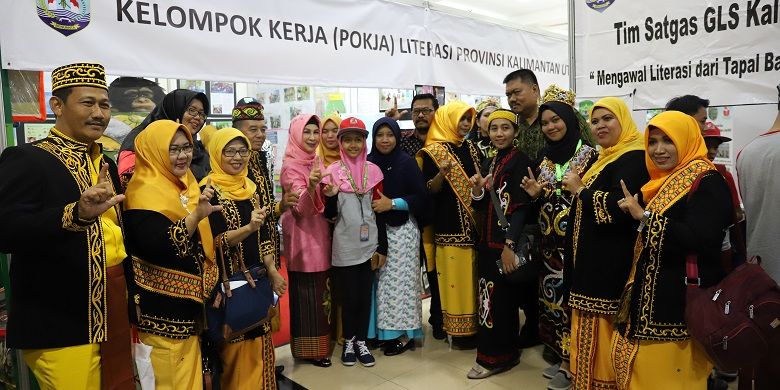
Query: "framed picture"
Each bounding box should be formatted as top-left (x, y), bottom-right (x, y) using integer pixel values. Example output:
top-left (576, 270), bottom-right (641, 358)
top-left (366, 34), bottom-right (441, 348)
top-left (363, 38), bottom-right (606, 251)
top-left (9, 70), bottom-right (46, 122)
top-left (414, 84), bottom-right (445, 107)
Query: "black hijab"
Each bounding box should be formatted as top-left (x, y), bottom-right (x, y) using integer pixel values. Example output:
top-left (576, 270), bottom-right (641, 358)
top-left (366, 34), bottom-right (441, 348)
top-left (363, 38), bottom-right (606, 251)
top-left (539, 101), bottom-right (582, 165)
top-left (367, 117), bottom-right (428, 227)
top-left (119, 89), bottom-right (209, 153)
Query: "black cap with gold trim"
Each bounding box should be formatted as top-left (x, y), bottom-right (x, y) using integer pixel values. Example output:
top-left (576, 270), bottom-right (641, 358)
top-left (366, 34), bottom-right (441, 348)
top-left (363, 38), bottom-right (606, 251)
top-left (232, 97), bottom-right (265, 122)
top-left (51, 63), bottom-right (108, 92)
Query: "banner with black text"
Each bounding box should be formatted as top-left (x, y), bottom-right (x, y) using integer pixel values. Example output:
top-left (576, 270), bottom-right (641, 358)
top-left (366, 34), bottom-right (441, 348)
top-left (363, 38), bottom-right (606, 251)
top-left (575, 0), bottom-right (780, 109)
top-left (0, 0), bottom-right (569, 94)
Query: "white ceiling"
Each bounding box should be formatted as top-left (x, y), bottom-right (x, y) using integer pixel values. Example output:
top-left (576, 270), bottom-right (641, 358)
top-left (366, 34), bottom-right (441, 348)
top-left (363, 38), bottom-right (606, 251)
top-left (392, 0), bottom-right (570, 38)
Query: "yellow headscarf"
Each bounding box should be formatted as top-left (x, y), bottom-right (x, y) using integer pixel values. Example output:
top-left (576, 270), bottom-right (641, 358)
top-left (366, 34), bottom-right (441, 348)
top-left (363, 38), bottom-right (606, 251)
top-left (640, 111), bottom-right (715, 203)
top-left (202, 128), bottom-right (257, 201)
top-left (581, 97), bottom-right (644, 183)
top-left (424, 101), bottom-right (476, 147)
top-left (316, 114), bottom-right (342, 167)
top-left (199, 124), bottom-right (219, 149)
top-left (124, 119), bottom-right (214, 262)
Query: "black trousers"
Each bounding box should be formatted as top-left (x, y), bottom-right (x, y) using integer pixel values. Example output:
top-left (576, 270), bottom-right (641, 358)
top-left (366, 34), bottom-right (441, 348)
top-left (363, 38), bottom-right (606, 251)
top-left (335, 260), bottom-right (373, 341)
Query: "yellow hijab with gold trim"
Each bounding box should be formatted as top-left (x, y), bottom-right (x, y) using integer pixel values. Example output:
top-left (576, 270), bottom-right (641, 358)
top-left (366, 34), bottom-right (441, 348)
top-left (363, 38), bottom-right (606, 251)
top-left (641, 110), bottom-right (715, 204)
top-left (316, 114), bottom-right (342, 167)
top-left (124, 119), bottom-right (214, 262)
top-left (582, 97), bottom-right (644, 184)
top-left (424, 101), bottom-right (476, 147)
top-left (202, 128), bottom-right (257, 201)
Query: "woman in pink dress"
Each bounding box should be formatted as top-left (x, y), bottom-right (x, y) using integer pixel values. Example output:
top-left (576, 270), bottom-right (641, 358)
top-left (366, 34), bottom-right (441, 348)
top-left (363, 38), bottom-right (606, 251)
top-left (280, 114), bottom-right (334, 367)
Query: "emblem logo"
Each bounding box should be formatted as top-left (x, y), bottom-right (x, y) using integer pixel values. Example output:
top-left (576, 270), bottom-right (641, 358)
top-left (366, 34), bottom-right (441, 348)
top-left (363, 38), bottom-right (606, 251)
top-left (37, 0), bottom-right (91, 36)
top-left (585, 0), bottom-right (615, 13)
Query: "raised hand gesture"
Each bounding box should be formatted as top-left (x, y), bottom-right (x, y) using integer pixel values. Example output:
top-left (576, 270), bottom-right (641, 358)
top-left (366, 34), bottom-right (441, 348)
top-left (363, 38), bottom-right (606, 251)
top-left (371, 190), bottom-right (393, 213)
top-left (384, 97), bottom-right (408, 120)
top-left (308, 156), bottom-right (325, 191)
top-left (248, 194), bottom-right (268, 231)
top-left (618, 180), bottom-right (644, 220)
top-left (521, 167), bottom-right (545, 199)
top-left (562, 170), bottom-right (585, 195)
top-left (469, 161), bottom-right (492, 195)
top-left (78, 163), bottom-right (125, 221)
top-left (194, 178), bottom-right (222, 221)
top-left (439, 159), bottom-right (453, 177)
top-left (279, 183), bottom-right (300, 213)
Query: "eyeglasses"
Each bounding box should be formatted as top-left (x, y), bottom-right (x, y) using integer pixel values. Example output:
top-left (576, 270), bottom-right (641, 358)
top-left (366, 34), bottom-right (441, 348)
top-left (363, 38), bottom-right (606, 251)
top-left (169, 144), bottom-right (194, 156)
top-left (223, 148), bottom-right (250, 157)
top-left (185, 107), bottom-right (207, 119)
top-left (412, 108), bottom-right (434, 116)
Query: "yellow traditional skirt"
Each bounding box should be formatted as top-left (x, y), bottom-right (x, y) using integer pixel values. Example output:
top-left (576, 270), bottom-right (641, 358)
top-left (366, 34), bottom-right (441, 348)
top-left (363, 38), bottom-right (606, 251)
top-left (138, 333), bottom-right (202, 390)
top-left (611, 331), bottom-right (712, 390)
top-left (22, 343), bottom-right (101, 390)
top-left (570, 309), bottom-right (617, 390)
top-left (220, 333), bottom-right (277, 390)
top-left (435, 245), bottom-right (477, 336)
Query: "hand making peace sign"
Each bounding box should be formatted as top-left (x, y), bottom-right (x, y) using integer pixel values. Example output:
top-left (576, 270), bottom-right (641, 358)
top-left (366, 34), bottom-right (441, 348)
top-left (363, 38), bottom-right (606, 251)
top-left (77, 163), bottom-right (125, 221)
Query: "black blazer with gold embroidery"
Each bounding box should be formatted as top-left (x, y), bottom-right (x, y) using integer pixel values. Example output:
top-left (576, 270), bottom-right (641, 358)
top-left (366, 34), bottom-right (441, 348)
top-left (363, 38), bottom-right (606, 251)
top-left (623, 172), bottom-right (730, 341)
top-left (0, 133), bottom-right (124, 349)
top-left (124, 210), bottom-right (218, 339)
top-left (563, 150), bottom-right (649, 315)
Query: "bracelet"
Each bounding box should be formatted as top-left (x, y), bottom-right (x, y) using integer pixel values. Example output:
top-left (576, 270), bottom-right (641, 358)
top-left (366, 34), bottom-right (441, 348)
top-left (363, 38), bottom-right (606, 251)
top-left (575, 187), bottom-right (585, 197)
top-left (504, 241), bottom-right (516, 251)
top-left (471, 188), bottom-right (485, 200)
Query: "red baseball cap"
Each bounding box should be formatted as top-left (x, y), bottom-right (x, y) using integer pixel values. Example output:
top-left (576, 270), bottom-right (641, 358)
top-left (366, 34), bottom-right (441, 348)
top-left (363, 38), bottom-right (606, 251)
top-left (337, 117), bottom-right (368, 138)
top-left (702, 121), bottom-right (731, 142)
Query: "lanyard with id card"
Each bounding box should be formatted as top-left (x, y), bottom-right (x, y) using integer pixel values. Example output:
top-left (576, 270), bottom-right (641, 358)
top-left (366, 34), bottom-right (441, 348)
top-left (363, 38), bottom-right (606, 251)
top-left (340, 161), bottom-right (371, 242)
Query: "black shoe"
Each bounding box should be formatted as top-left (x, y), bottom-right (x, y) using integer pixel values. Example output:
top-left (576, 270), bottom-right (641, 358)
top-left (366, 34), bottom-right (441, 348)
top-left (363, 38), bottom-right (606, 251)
top-left (306, 358), bottom-right (332, 368)
top-left (383, 339), bottom-right (415, 356)
top-left (707, 375), bottom-right (728, 390)
top-left (275, 365), bottom-right (285, 375)
top-left (452, 335), bottom-right (477, 350)
top-left (432, 326), bottom-right (447, 340)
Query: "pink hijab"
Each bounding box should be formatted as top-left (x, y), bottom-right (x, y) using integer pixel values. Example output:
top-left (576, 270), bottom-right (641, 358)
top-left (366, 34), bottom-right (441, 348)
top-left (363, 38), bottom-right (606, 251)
top-left (281, 114), bottom-right (323, 193)
top-left (325, 129), bottom-right (382, 194)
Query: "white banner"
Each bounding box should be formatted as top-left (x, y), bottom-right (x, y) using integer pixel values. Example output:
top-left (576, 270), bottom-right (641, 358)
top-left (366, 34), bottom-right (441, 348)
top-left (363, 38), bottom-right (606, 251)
top-left (575, 0), bottom-right (780, 109)
top-left (0, 0), bottom-right (569, 94)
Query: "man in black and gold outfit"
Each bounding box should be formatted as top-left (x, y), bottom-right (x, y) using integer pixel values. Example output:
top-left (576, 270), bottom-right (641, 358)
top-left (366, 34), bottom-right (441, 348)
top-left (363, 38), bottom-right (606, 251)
top-left (232, 97), bottom-right (299, 375)
top-left (0, 63), bottom-right (134, 389)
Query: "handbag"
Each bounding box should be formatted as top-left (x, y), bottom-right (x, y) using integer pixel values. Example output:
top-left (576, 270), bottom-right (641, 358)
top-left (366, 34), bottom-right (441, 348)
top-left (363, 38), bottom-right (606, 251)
top-left (488, 185), bottom-right (538, 284)
top-left (683, 172), bottom-right (780, 371)
top-left (205, 238), bottom-right (277, 343)
top-left (684, 258), bottom-right (780, 371)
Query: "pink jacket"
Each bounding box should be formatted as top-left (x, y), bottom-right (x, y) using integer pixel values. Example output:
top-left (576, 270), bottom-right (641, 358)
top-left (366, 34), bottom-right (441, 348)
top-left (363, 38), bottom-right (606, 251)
top-left (280, 165), bottom-right (331, 273)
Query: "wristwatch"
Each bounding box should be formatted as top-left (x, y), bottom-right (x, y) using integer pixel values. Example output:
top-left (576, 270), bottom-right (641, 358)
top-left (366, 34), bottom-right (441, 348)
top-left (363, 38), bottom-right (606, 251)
top-left (641, 210), bottom-right (651, 224)
top-left (505, 241), bottom-right (516, 251)
top-left (390, 199), bottom-right (396, 210)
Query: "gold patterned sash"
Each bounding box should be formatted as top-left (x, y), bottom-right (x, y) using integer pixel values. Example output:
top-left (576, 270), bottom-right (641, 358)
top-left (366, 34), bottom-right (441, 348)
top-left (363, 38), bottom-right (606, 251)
top-left (420, 142), bottom-right (476, 225)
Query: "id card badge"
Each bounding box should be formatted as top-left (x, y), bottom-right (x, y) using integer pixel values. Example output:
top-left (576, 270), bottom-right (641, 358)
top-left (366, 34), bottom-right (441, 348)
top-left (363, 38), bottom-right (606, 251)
top-left (359, 223), bottom-right (370, 241)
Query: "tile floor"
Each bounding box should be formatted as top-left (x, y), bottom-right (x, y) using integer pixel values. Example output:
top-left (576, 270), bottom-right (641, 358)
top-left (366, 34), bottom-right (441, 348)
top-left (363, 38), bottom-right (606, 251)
top-left (274, 299), bottom-right (738, 390)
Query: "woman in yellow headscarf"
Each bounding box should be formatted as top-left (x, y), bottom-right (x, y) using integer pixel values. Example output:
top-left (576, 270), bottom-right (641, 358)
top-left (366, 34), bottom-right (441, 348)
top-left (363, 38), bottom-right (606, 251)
top-left (611, 111), bottom-right (730, 390)
top-left (559, 97), bottom-right (649, 390)
top-left (316, 113), bottom-right (343, 167)
top-left (417, 101), bottom-right (482, 343)
top-left (123, 119), bottom-right (221, 390)
top-left (202, 128), bottom-right (288, 389)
